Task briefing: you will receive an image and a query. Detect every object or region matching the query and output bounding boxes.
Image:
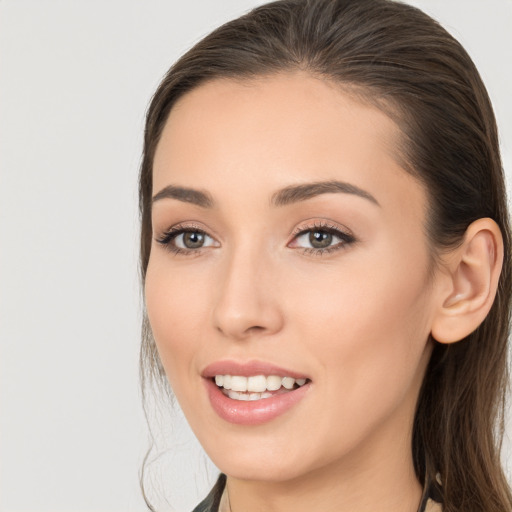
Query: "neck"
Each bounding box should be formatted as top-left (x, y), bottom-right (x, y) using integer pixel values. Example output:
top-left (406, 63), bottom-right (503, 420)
top-left (227, 461), bottom-right (422, 512)
top-left (225, 417), bottom-right (423, 512)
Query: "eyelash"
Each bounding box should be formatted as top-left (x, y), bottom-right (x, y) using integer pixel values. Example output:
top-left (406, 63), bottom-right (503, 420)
top-left (290, 221), bottom-right (356, 256)
top-left (155, 221), bottom-right (356, 257)
top-left (155, 223), bottom-right (212, 257)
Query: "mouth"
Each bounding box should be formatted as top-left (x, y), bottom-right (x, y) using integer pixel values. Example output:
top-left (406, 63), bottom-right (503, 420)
top-left (213, 374), bottom-right (308, 401)
top-left (202, 362), bottom-right (311, 425)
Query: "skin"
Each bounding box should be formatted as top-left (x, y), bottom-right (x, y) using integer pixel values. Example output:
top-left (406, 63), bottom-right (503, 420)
top-left (145, 71), bottom-right (445, 512)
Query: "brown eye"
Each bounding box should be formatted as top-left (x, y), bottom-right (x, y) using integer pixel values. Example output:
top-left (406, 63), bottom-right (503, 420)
top-left (181, 231), bottom-right (205, 249)
top-left (156, 227), bottom-right (219, 254)
top-left (290, 224), bottom-right (356, 254)
top-left (309, 230), bottom-right (333, 249)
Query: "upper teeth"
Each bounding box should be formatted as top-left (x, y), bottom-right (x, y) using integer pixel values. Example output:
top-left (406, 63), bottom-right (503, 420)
top-left (215, 374), bottom-right (307, 392)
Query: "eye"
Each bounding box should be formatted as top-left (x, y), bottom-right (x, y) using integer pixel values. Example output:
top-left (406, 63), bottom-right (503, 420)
top-left (156, 225), bottom-right (219, 255)
top-left (289, 222), bottom-right (355, 254)
top-left (174, 231), bottom-right (211, 249)
top-left (301, 230), bottom-right (335, 249)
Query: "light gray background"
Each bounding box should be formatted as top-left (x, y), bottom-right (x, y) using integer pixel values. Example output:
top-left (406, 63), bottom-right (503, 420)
top-left (1, 1), bottom-right (511, 511)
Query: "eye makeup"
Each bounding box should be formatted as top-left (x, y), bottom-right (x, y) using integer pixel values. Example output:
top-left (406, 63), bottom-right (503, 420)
top-left (288, 219), bottom-right (356, 256)
top-left (154, 218), bottom-right (356, 257)
top-left (155, 222), bottom-right (218, 256)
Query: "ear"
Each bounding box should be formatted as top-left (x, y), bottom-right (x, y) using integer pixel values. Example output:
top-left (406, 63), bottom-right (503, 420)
top-left (430, 218), bottom-right (504, 344)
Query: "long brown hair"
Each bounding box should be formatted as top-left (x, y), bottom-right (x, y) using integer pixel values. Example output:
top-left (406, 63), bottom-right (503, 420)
top-left (138, 1), bottom-right (512, 510)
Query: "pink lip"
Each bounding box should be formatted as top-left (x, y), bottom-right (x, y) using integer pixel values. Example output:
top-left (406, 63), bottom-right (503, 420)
top-left (204, 379), bottom-right (310, 425)
top-left (202, 360), bottom-right (311, 425)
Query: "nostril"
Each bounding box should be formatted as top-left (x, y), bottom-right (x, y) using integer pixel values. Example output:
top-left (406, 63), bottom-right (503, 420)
top-left (248, 325), bottom-right (265, 333)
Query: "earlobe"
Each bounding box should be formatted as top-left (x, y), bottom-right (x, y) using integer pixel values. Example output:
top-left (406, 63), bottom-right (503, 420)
top-left (431, 218), bottom-right (503, 344)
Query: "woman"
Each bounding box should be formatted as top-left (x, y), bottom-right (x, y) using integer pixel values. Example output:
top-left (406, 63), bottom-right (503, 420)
top-left (138, 0), bottom-right (512, 511)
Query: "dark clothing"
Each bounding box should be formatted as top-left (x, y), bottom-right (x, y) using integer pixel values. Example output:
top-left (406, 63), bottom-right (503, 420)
top-left (192, 474), bottom-right (226, 512)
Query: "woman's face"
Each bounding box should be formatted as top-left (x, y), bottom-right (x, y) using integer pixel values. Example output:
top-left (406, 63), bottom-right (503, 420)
top-left (146, 72), bottom-right (439, 483)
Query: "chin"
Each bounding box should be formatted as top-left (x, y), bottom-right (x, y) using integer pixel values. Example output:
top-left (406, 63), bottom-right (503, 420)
top-left (217, 458), bottom-right (307, 483)
top-left (202, 434), bottom-right (329, 484)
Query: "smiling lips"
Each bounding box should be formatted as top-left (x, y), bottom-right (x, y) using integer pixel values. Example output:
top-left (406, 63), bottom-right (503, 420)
top-left (202, 361), bottom-right (311, 425)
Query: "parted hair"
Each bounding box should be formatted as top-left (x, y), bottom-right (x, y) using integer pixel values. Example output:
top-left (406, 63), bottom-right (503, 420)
top-left (139, 1), bottom-right (512, 510)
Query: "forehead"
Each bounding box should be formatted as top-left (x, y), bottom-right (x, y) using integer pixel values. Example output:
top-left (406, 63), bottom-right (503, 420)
top-left (152, 71), bottom-right (425, 218)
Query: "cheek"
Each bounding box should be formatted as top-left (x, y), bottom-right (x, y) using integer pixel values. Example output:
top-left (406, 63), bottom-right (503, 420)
top-left (144, 254), bottom-right (211, 391)
top-left (285, 245), bottom-right (433, 422)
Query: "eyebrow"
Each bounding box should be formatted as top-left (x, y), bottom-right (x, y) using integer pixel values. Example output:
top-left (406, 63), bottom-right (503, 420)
top-left (270, 180), bottom-right (380, 207)
top-left (152, 185), bottom-right (214, 208)
top-left (151, 180), bottom-right (379, 208)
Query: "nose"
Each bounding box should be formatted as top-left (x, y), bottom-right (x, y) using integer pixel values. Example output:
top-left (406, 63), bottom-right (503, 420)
top-left (212, 245), bottom-right (284, 341)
